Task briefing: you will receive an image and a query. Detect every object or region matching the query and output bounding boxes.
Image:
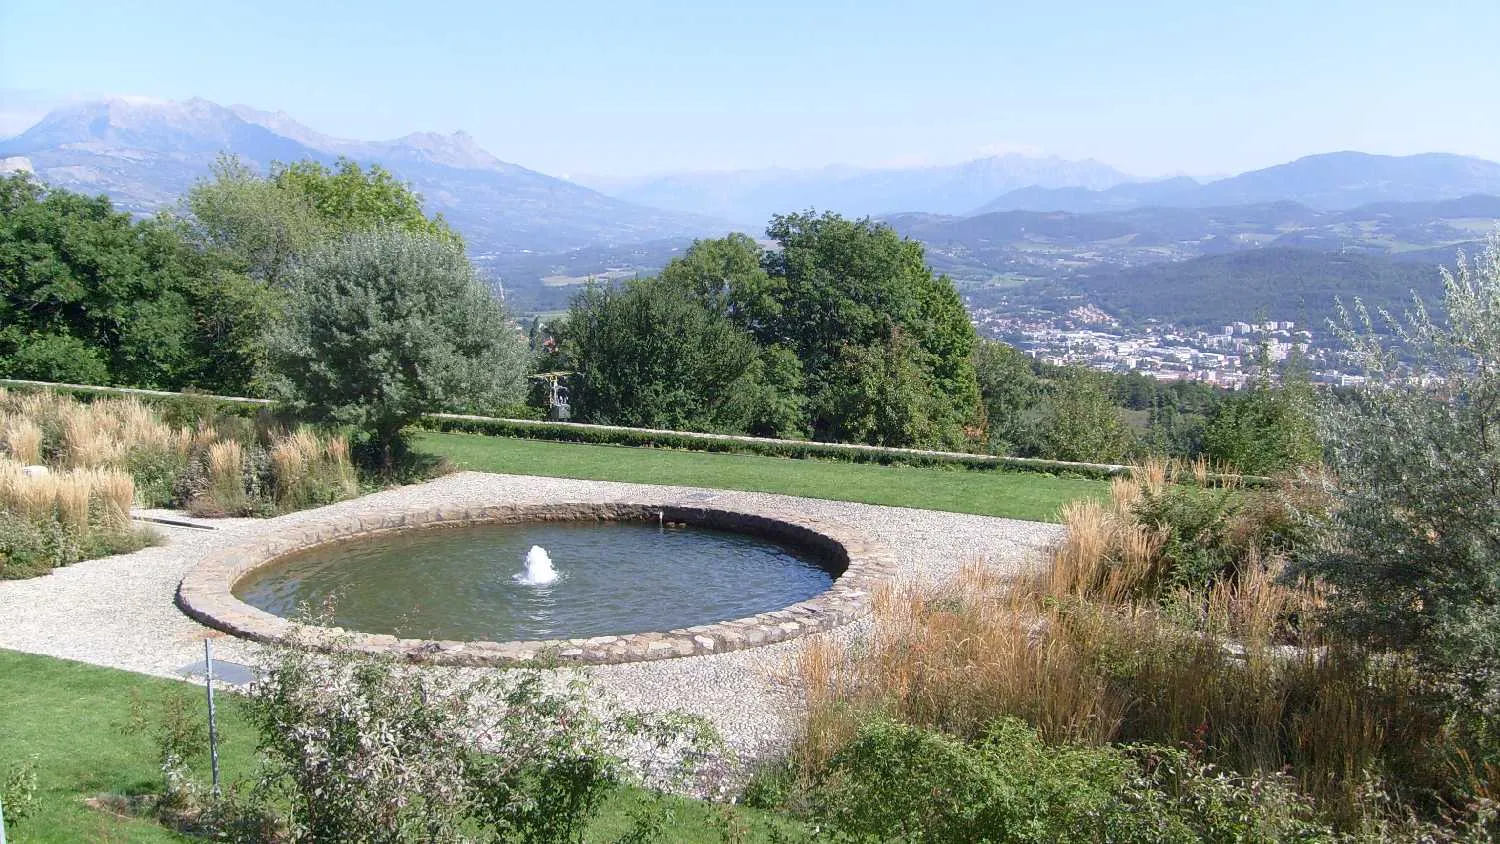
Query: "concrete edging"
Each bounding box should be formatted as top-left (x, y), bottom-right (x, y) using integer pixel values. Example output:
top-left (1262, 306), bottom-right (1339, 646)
top-left (176, 501), bottom-right (896, 666)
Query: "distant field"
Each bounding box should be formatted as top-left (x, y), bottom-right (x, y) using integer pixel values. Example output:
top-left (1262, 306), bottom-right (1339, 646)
top-left (415, 430), bottom-right (1105, 522)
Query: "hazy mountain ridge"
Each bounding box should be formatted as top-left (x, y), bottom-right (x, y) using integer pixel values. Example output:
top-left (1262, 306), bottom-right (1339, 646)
top-left (884, 194), bottom-right (1500, 290)
top-left (972, 152), bottom-right (1500, 214)
top-left (0, 97), bottom-right (728, 253)
top-left (593, 155), bottom-right (1136, 223)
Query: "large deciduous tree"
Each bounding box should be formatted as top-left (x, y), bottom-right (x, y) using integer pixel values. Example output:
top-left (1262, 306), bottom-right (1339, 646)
top-left (567, 277), bottom-right (776, 433)
top-left (593, 213), bottom-right (982, 448)
top-left (185, 155), bottom-right (460, 287)
top-left (269, 228), bottom-right (528, 464)
top-left (0, 173), bottom-right (271, 392)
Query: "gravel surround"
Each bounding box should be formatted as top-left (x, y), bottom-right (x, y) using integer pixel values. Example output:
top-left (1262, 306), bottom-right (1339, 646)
top-left (178, 502), bottom-right (896, 666)
top-left (0, 471), bottom-right (1064, 765)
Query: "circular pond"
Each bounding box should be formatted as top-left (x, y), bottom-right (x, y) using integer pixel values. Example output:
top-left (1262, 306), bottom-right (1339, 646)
top-left (179, 501), bottom-right (893, 665)
top-left (233, 520), bottom-right (842, 642)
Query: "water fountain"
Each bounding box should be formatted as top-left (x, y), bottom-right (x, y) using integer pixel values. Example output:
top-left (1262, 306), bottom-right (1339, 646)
top-left (225, 509), bottom-right (855, 647)
top-left (514, 545), bottom-right (559, 585)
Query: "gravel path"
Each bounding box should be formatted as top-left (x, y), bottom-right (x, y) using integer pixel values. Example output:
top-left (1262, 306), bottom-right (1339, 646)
top-left (0, 471), bottom-right (1062, 768)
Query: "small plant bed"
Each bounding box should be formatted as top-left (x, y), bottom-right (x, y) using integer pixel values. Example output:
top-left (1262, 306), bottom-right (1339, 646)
top-left (414, 429), bottom-right (1107, 523)
top-left (0, 388), bottom-right (362, 577)
top-left (753, 461), bottom-right (1499, 841)
top-left (0, 648), bottom-right (805, 843)
top-left (0, 456), bottom-right (157, 580)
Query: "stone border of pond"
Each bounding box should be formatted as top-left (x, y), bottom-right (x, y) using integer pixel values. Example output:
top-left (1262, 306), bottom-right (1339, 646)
top-left (177, 501), bottom-right (897, 666)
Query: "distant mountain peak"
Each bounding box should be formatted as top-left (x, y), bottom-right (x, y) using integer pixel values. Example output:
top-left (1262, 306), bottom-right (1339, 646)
top-left (386, 129), bottom-right (506, 171)
top-left (0, 95), bottom-right (725, 254)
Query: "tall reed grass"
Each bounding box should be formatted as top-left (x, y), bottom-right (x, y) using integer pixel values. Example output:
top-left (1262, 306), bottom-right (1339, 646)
top-left (791, 461), bottom-right (1496, 832)
top-left (0, 388), bottom-right (360, 520)
top-left (0, 458), bottom-right (152, 579)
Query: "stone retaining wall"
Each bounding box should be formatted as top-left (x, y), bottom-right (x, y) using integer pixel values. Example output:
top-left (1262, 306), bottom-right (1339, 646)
top-left (176, 502), bottom-right (896, 666)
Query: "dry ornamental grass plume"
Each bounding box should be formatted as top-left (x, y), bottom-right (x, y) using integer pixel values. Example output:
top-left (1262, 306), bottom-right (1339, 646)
top-left (2, 417), bottom-right (44, 465)
top-left (786, 460), bottom-right (1493, 831)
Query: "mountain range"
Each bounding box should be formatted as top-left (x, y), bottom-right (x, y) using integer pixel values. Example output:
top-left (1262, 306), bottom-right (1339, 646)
top-left (971, 152), bottom-right (1500, 215)
top-left (0, 97), bottom-right (723, 253)
top-left (584, 156), bottom-right (1135, 224)
top-left (3, 96), bottom-right (1498, 323)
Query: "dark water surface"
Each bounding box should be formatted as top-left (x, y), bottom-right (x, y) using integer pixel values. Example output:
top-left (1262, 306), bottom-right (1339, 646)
top-left (234, 521), bottom-right (840, 641)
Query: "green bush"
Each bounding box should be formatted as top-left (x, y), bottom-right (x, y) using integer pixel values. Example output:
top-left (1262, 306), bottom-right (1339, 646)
top-left (1300, 234), bottom-right (1500, 706)
top-left (0, 500), bottom-right (157, 580)
top-left (803, 717), bottom-right (1345, 843)
top-left (267, 228), bottom-right (530, 465)
top-left (222, 633), bottom-right (720, 843)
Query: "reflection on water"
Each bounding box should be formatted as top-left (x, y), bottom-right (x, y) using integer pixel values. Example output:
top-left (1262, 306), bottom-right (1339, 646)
top-left (234, 521), bottom-right (839, 641)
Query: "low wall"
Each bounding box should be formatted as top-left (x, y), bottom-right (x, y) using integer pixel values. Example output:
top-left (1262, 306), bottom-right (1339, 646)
top-left (177, 501), bottom-right (896, 666)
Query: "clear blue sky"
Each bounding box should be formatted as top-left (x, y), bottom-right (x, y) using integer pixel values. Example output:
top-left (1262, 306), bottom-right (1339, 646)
top-left (2, 0), bottom-right (1497, 179)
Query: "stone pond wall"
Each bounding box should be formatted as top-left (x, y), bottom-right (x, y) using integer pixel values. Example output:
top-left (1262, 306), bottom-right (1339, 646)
top-left (176, 502), bottom-right (897, 666)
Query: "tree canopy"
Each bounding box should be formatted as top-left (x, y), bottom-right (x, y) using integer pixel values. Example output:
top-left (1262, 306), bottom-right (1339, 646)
top-left (185, 155), bottom-right (459, 286)
top-left (268, 228), bottom-right (529, 461)
top-left (0, 173), bottom-right (271, 392)
top-left (564, 212), bottom-right (983, 449)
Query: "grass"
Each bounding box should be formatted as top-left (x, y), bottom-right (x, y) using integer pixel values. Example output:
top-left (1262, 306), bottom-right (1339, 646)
top-left (784, 463), bottom-right (1497, 835)
top-left (0, 649), bottom-right (798, 842)
top-left (415, 430), bottom-right (1106, 523)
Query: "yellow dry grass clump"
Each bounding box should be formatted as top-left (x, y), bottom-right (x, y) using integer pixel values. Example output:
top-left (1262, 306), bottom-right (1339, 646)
top-left (793, 461), bottom-right (1484, 828)
top-left (0, 459), bottom-right (135, 534)
top-left (0, 389), bottom-right (359, 518)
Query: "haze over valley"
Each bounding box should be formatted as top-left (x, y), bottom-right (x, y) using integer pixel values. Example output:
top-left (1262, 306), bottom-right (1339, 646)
top-left (4, 92), bottom-right (1499, 390)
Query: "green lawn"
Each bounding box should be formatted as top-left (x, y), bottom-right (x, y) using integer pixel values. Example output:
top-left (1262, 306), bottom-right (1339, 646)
top-left (0, 649), bottom-right (796, 842)
top-left (415, 430), bottom-right (1104, 523)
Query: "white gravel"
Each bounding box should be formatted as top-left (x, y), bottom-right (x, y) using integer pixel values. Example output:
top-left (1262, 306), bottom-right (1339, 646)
top-left (0, 471), bottom-right (1062, 768)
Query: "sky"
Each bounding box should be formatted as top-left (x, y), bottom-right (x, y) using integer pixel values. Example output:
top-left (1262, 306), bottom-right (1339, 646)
top-left (2, 0), bottom-right (1498, 180)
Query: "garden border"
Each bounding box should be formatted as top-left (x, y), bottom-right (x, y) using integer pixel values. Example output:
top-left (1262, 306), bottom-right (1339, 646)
top-left (176, 501), bottom-right (896, 666)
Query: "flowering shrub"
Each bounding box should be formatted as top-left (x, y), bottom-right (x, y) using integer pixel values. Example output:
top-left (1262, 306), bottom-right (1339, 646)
top-left (234, 631), bottom-right (719, 843)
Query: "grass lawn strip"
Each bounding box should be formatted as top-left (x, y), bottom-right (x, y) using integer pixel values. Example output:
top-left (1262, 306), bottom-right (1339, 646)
top-left (415, 430), bottom-right (1104, 523)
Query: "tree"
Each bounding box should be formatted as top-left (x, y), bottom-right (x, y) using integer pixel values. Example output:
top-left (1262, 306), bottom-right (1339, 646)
top-left (973, 340), bottom-right (1039, 454)
top-left (270, 158), bottom-right (460, 246)
top-left (1299, 234), bottom-right (1500, 703)
top-left (0, 173), bottom-right (270, 393)
top-left (184, 155), bottom-right (322, 286)
top-left (1203, 343), bottom-right (1320, 474)
top-left (1033, 369), bottom-right (1134, 463)
top-left (656, 232), bottom-right (782, 331)
top-left (567, 277), bottom-right (766, 432)
top-left (268, 229), bottom-right (528, 464)
top-left (186, 155), bottom-right (460, 287)
top-left (816, 330), bottom-right (940, 447)
top-left (759, 212), bottom-right (981, 447)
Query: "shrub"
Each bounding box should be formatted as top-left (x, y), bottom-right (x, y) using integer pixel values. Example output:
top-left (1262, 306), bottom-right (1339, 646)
top-left (231, 631), bottom-right (719, 843)
top-left (0, 387), bottom-right (361, 520)
top-left (803, 717), bottom-right (1349, 843)
top-left (1048, 459), bottom-right (1315, 602)
top-left (1301, 233), bottom-right (1500, 707)
top-left (1202, 345), bottom-right (1321, 475)
top-left (0, 458), bottom-right (157, 579)
top-left (789, 550), bottom-right (1493, 832)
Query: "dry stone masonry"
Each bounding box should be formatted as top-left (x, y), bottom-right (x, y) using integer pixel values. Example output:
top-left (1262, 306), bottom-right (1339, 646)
top-left (177, 502), bottom-right (897, 666)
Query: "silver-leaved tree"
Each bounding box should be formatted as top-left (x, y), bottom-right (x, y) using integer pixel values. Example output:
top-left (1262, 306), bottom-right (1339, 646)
top-left (269, 228), bottom-right (530, 466)
top-left (1303, 232), bottom-right (1500, 706)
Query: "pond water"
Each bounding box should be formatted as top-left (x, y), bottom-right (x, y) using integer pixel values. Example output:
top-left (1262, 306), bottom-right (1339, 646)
top-left (233, 520), bottom-right (840, 641)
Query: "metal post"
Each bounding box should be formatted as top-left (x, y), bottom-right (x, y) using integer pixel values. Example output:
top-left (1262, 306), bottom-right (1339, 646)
top-left (204, 639), bottom-right (221, 798)
top-left (1, 790), bottom-right (8, 844)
